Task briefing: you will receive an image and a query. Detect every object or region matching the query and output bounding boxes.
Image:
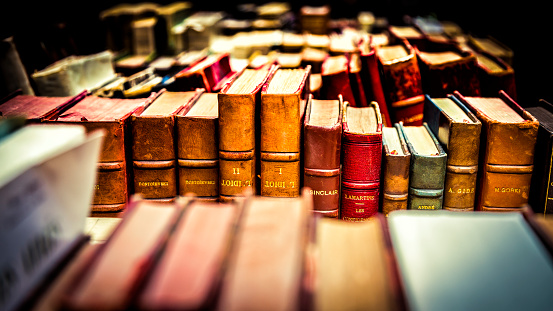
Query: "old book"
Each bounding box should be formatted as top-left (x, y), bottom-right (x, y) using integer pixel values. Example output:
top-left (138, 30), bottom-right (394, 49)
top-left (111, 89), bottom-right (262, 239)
top-left (341, 101), bottom-right (383, 221)
top-left (281, 32), bottom-right (305, 53)
top-left (473, 50), bottom-right (517, 99)
top-left (49, 93), bottom-right (159, 215)
top-left (453, 91), bottom-right (539, 211)
top-left (173, 11), bottom-right (225, 52)
top-left (139, 199), bottom-right (239, 311)
top-left (131, 17), bottom-right (158, 56)
top-left (388, 210), bottom-right (553, 311)
top-left (387, 25), bottom-right (425, 47)
top-left (63, 198), bottom-right (181, 311)
top-left (303, 94), bottom-right (343, 218)
top-left (381, 124), bottom-right (411, 216)
top-left (0, 124), bottom-right (103, 311)
top-left (260, 66), bottom-right (311, 197)
top-left (155, 1), bottom-right (193, 55)
top-left (218, 66), bottom-right (278, 201)
top-left (216, 191), bottom-right (312, 311)
top-left (415, 41), bottom-right (481, 97)
top-left (358, 36), bottom-right (391, 126)
top-left (172, 53), bottom-right (236, 93)
top-left (300, 47), bottom-right (328, 74)
top-left (399, 122), bottom-right (447, 210)
top-left (522, 99), bottom-right (553, 215)
top-left (347, 53), bottom-right (369, 108)
top-left (299, 5), bottom-right (330, 35)
top-left (131, 89), bottom-right (202, 202)
top-left (466, 35), bottom-right (513, 66)
top-left (0, 91), bottom-right (86, 122)
top-left (376, 39), bottom-right (424, 126)
top-left (114, 54), bottom-right (155, 77)
top-left (176, 91), bottom-right (219, 200)
top-left (328, 32), bottom-right (359, 56)
top-left (314, 216), bottom-right (404, 311)
top-left (320, 55), bottom-right (357, 107)
top-left (424, 95), bottom-right (482, 211)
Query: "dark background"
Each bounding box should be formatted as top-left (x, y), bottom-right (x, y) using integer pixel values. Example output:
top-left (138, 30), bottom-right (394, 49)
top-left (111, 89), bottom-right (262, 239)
top-left (0, 0), bottom-right (549, 107)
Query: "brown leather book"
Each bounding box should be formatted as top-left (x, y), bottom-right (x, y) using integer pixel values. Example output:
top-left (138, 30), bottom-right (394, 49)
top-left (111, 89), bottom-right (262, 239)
top-left (376, 39), bottom-right (424, 126)
top-left (218, 66), bottom-right (278, 201)
top-left (452, 91), bottom-right (539, 211)
top-left (260, 66), bottom-right (311, 197)
top-left (473, 50), bottom-right (517, 99)
top-left (176, 91), bottom-right (219, 200)
top-left (49, 93), bottom-right (160, 215)
top-left (381, 124), bottom-right (411, 216)
top-left (303, 94), bottom-right (343, 218)
top-left (424, 95), bottom-right (482, 211)
top-left (131, 89), bottom-right (203, 202)
top-left (172, 53), bottom-right (236, 93)
top-left (63, 198), bottom-right (181, 311)
top-left (299, 5), bottom-right (330, 35)
top-left (139, 200), bottom-right (239, 311)
top-left (0, 91), bottom-right (87, 122)
top-left (216, 190), bottom-right (312, 311)
top-left (314, 215), bottom-right (405, 311)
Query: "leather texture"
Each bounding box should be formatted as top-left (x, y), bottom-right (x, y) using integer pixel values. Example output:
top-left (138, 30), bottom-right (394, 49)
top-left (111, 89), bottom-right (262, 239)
top-left (303, 96), bottom-right (343, 216)
top-left (381, 124), bottom-right (411, 216)
top-left (341, 102), bottom-right (383, 221)
top-left (173, 53), bottom-right (236, 93)
top-left (359, 46), bottom-right (391, 126)
top-left (453, 90), bottom-right (539, 211)
top-left (476, 51), bottom-right (517, 100)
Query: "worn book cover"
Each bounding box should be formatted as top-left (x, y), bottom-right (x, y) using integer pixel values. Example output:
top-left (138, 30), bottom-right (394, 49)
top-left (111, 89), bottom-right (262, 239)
top-left (303, 94), bottom-right (343, 218)
top-left (320, 55), bottom-right (357, 108)
top-left (0, 91), bottom-right (87, 122)
top-left (473, 50), bottom-right (517, 99)
top-left (176, 91), bottom-right (219, 200)
top-left (453, 90), bottom-right (538, 211)
top-left (381, 124), bottom-right (411, 215)
top-left (399, 122), bottom-right (447, 210)
top-left (260, 66), bottom-right (311, 197)
top-left (131, 89), bottom-right (202, 202)
top-left (341, 101), bottom-right (383, 221)
top-left (173, 53), bottom-right (236, 93)
top-left (424, 95), bottom-right (481, 210)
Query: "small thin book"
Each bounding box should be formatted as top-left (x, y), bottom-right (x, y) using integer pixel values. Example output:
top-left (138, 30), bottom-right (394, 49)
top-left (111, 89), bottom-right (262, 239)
top-left (381, 124), bottom-right (411, 215)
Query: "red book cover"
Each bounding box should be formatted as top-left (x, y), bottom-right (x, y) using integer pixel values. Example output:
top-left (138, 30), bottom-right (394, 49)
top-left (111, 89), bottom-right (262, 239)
top-left (320, 55), bottom-right (357, 107)
top-left (172, 53), bottom-right (236, 93)
top-left (341, 101), bottom-right (383, 221)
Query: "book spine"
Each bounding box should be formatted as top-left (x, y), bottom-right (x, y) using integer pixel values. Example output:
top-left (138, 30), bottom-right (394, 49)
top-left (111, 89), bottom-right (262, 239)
top-left (321, 71), bottom-right (357, 107)
top-left (360, 51), bottom-right (391, 126)
top-left (260, 153), bottom-right (301, 197)
top-left (131, 116), bottom-right (177, 200)
top-left (381, 154), bottom-right (410, 216)
top-left (408, 152), bottom-right (447, 210)
top-left (480, 164), bottom-right (534, 209)
top-left (218, 93), bottom-right (258, 201)
top-left (303, 122), bottom-right (342, 217)
top-left (341, 132), bottom-right (382, 220)
top-left (177, 115), bottom-right (219, 200)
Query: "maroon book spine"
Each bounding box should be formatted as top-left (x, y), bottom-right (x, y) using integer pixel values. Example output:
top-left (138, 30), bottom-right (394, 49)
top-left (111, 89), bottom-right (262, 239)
top-left (341, 105), bottom-right (383, 221)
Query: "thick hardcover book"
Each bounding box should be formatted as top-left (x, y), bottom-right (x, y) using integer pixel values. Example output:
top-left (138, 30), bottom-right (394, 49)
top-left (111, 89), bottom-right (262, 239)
top-left (303, 94), bottom-right (343, 218)
top-left (314, 216), bottom-right (405, 311)
top-left (176, 91), bottom-right (220, 200)
top-left (424, 95), bottom-right (482, 211)
top-left (341, 101), bottom-right (383, 221)
top-left (139, 200), bottom-right (239, 311)
top-left (216, 191), bottom-right (312, 311)
top-left (260, 66), bottom-right (311, 197)
top-left (0, 91), bottom-right (87, 122)
top-left (131, 89), bottom-right (202, 202)
top-left (50, 93), bottom-right (159, 214)
top-left (454, 91), bottom-right (539, 211)
top-left (523, 99), bottom-right (553, 214)
top-left (399, 122), bottom-right (447, 210)
top-left (348, 53), bottom-right (369, 108)
top-left (320, 55), bottom-right (357, 107)
top-left (63, 198), bottom-right (181, 311)
top-left (172, 53), bottom-right (236, 93)
top-left (376, 39), bottom-right (424, 126)
top-left (381, 124), bottom-right (411, 215)
top-left (453, 91), bottom-right (539, 211)
top-left (218, 66), bottom-right (278, 201)
top-left (473, 50), bottom-right (517, 99)
top-left (415, 41), bottom-right (481, 97)
top-left (387, 210), bottom-right (553, 311)
top-left (358, 36), bottom-right (392, 126)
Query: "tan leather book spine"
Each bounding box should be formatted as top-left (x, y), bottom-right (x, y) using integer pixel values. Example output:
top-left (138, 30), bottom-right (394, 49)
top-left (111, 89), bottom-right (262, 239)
top-left (176, 92), bottom-right (219, 200)
top-left (381, 124), bottom-right (411, 216)
top-left (260, 67), bottom-right (311, 197)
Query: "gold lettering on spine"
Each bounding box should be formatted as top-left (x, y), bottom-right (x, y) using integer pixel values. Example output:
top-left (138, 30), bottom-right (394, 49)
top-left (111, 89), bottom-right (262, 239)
top-left (264, 181), bottom-right (286, 188)
top-left (221, 180), bottom-right (243, 187)
top-left (418, 205), bottom-right (435, 210)
top-left (343, 194), bottom-right (375, 200)
top-left (138, 181), bottom-right (169, 187)
top-left (448, 188), bottom-right (475, 194)
top-left (494, 187), bottom-right (521, 194)
top-left (308, 190), bottom-right (339, 196)
top-left (185, 180), bottom-right (216, 185)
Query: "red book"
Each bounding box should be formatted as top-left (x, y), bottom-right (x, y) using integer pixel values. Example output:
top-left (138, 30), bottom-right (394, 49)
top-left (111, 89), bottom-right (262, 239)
top-left (0, 91), bottom-right (87, 122)
top-left (341, 101), bottom-right (383, 221)
top-left (320, 55), bottom-right (357, 107)
top-left (172, 53), bottom-right (236, 93)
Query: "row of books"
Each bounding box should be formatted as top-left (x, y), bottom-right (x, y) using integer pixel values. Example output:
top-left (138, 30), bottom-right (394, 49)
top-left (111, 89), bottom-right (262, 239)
top-left (17, 192), bottom-right (553, 311)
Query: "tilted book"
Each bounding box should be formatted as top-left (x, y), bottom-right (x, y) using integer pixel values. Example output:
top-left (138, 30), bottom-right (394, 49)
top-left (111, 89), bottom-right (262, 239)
top-left (453, 90), bottom-right (538, 211)
top-left (173, 53), bottom-right (236, 93)
top-left (176, 91), bottom-right (220, 201)
top-left (399, 122), bottom-right (447, 210)
top-left (303, 94), bottom-right (343, 218)
top-left (0, 91), bottom-right (87, 122)
top-left (218, 66), bottom-right (278, 201)
top-left (381, 124), bottom-right (411, 216)
top-left (260, 66), bottom-right (311, 197)
top-left (131, 89), bottom-right (203, 202)
top-left (521, 99), bottom-right (553, 214)
top-left (473, 50), bottom-right (517, 99)
top-left (424, 95), bottom-right (482, 211)
top-left (341, 101), bottom-right (383, 221)
top-left (375, 39), bottom-right (424, 126)
top-left (49, 93), bottom-right (160, 215)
